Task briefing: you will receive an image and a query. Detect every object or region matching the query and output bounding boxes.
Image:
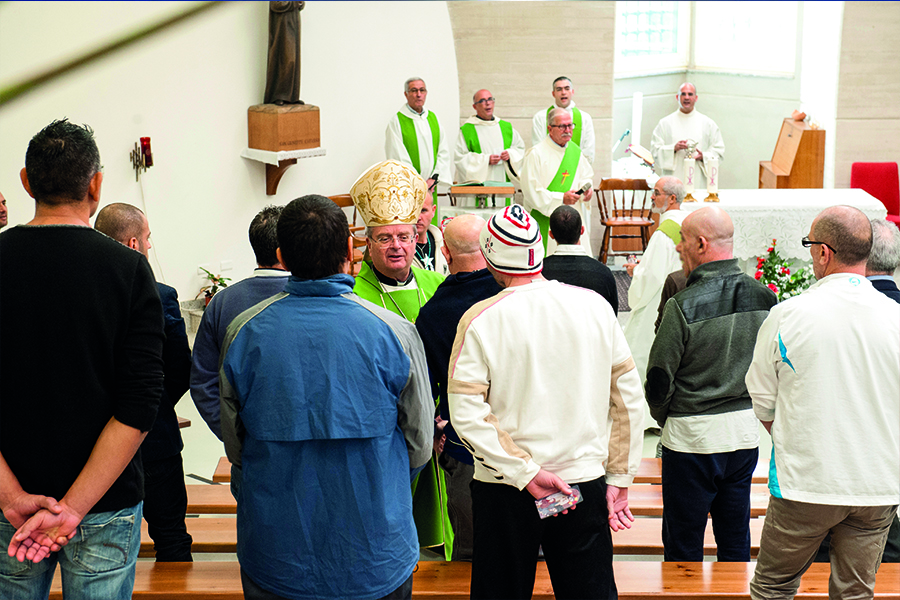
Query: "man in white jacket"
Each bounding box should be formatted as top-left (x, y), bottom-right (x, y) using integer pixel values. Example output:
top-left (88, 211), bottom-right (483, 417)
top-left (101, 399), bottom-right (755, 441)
top-left (448, 204), bottom-right (645, 600)
top-left (746, 205), bottom-right (900, 600)
top-left (454, 89), bottom-right (525, 186)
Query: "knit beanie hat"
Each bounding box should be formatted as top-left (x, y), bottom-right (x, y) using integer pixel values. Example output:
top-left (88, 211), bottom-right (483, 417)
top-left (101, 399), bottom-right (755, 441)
top-left (479, 204), bottom-right (544, 276)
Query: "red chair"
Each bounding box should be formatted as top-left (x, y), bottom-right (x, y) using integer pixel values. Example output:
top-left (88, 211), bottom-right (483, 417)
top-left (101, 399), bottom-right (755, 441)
top-left (850, 162), bottom-right (899, 226)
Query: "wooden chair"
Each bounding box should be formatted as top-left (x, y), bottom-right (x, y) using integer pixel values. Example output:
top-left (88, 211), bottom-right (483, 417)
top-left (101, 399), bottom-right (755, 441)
top-left (596, 178), bottom-right (655, 264)
top-left (328, 194), bottom-right (367, 275)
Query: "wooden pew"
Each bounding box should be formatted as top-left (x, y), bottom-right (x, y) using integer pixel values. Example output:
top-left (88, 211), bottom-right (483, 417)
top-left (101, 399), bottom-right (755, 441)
top-left (211, 455), bottom-right (771, 486)
top-left (634, 458), bottom-right (769, 484)
top-left (184, 483), bottom-right (772, 518)
top-left (143, 514), bottom-right (766, 558)
top-left (212, 456), bottom-right (231, 483)
top-left (140, 518), bottom-right (237, 557)
top-left (49, 560), bottom-right (900, 599)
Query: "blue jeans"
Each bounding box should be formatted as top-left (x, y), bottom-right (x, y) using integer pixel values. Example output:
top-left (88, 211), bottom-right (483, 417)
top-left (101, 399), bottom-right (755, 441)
top-left (0, 502), bottom-right (142, 600)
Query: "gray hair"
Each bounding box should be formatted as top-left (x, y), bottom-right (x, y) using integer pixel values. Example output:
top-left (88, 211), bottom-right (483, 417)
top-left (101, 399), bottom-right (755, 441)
top-left (867, 218), bottom-right (900, 274)
top-left (404, 77), bottom-right (425, 93)
top-left (548, 107), bottom-right (568, 127)
top-left (659, 177), bottom-right (686, 204)
top-left (366, 224), bottom-right (416, 239)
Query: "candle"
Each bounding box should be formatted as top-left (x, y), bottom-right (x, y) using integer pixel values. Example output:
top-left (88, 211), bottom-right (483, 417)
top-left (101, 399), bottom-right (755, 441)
top-left (706, 156), bottom-right (719, 194)
top-left (684, 157), bottom-right (695, 195)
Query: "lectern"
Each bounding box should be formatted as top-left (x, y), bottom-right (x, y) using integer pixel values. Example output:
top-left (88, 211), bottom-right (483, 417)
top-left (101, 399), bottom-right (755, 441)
top-left (759, 118), bottom-right (825, 189)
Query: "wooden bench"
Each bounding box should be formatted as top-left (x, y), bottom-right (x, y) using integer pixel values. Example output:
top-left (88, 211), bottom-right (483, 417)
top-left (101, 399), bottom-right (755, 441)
top-left (140, 517), bottom-right (237, 557)
top-left (635, 458), bottom-right (769, 484)
top-left (49, 560), bottom-right (900, 598)
top-left (185, 483), bottom-right (772, 518)
top-left (142, 513), bottom-right (766, 558)
top-left (212, 456), bottom-right (771, 486)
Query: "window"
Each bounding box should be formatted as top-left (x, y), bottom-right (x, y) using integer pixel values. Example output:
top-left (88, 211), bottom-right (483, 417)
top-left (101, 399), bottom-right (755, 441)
top-left (615, 1), bottom-right (691, 76)
top-left (615, 1), bottom-right (799, 77)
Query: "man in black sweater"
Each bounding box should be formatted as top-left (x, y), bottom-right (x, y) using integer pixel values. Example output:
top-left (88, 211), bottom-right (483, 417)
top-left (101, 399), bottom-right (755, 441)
top-left (95, 202), bottom-right (193, 562)
top-left (0, 119), bottom-right (164, 598)
top-left (415, 214), bottom-right (502, 561)
top-left (542, 205), bottom-right (618, 314)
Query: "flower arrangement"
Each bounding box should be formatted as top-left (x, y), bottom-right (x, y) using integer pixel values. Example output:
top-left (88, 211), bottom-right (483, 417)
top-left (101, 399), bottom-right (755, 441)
top-left (754, 239), bottom-right (814, 302)
top-left (197, 267), bottom-right (231, 305)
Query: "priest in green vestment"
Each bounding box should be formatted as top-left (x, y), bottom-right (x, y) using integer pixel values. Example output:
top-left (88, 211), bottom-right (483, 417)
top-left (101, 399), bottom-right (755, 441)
top-left (349, 159), bottom-right (452, 558)
top-left (521, 108), bottom-right (595, 258)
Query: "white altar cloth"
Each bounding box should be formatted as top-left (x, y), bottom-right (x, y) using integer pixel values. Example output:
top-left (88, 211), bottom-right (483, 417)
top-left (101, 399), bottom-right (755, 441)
top-left (681, 189), bottom-right (886, 262)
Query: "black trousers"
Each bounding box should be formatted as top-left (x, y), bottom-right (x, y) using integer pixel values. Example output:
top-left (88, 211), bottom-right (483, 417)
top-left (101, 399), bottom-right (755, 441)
top-left (142, 453), bottom-right (193, 562)
top-left (470, 476), bottom-right (617, 600)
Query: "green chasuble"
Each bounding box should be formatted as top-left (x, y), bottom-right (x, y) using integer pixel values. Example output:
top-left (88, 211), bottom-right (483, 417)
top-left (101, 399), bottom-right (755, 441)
top-left (352, 261), bottom-right (453, 557)
top-left (397, 111), bottom-right (441, 176)
top-left (546, 105), bottom-right (583, 146)
top-left (460, 120), bottom-right (514, 183)
top-left (530, 141), bottom-right (583, 252)
top-left (657, 218), bottom-right (682, 245)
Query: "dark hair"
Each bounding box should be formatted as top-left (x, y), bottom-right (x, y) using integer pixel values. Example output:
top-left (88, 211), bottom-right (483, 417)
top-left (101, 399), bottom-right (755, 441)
top-left (93, 203), bottom-right (145, 244)
top-left (814, 206), bottom-right (873, 265)
top-left (277, 195), bottom-right (349, 279)
top-left (25, 119), bottom-right (101, 204)
top-left (552, 76), bottom-right (572, 88)
top-left (249, 205), bottom-right (284, 267)
top-left (549, 205), bottom-right (582, 245)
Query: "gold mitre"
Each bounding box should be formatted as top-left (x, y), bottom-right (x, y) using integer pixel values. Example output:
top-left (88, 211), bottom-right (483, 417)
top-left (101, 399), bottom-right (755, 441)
top-left (350, 160), bottom-right (427, 226)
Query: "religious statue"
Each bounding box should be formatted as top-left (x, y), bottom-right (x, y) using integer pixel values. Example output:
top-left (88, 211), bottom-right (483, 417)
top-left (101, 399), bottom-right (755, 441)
top-left (264, 1), bottom-right (305, 105)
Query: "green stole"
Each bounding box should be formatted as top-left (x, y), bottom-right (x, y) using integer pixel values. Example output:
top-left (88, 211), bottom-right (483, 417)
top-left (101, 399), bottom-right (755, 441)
top-left (397, 110), bottom-right (440, 176)
top-left (531, 141), bottom-right (582, 251)
top-left (546, 105), bottom-right (582, 146)
top-left (460, 120), bottom-right (514, 183)
top-left (657, 218), bottom-right (682, 245)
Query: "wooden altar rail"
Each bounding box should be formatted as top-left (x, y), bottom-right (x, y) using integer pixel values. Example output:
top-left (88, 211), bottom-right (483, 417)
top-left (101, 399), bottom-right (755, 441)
top-left (49, 560), bottom-right (900, 599)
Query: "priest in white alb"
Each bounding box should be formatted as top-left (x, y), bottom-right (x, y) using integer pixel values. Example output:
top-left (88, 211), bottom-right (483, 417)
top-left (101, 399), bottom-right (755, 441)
top-left (521, 108), bottom-right (594, 257)
top-left (385, 77), bottom-right (452, 185)
top-left (454, 89), bottom-right (525, 186)
top-left (622, 176), bottom-right (688, 430)
top-left (650, 83), bottom-right (724, 191)
top-left (531, 76), bottom-right (595, 165)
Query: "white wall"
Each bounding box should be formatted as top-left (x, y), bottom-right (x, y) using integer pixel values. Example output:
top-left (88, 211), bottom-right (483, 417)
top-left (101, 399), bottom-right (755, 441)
top-left (799, 1), bottom-right (844, 188)
top-left (0, 1), bottom-right (459, 300)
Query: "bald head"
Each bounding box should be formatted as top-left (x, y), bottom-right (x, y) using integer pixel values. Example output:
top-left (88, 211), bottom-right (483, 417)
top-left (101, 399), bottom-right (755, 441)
top-left (812, 206), bottom-right (873, 267)
top-left (442, 214), bottom-right (488, 274)
top-left (676, 207), bottom-right (734, 276)
top-left (94, 202), bottom-right (152, 258)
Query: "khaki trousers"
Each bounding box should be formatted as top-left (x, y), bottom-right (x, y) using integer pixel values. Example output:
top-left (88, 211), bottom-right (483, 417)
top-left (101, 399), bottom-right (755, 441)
top-left (750, 496), bottom-right (897, 600)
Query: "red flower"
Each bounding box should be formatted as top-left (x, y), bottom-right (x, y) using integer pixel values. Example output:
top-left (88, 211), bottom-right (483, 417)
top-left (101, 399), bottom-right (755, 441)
top-left (757, 257), bottom-right (765, 267)
top-left (781, 267), bottom-right (790, 275)
top-left (768, 247), bottom-right (774, 253)
top-left (755, 271), bottom-right (763, 280)
top-left (768, 283), bottom-right (778, 293)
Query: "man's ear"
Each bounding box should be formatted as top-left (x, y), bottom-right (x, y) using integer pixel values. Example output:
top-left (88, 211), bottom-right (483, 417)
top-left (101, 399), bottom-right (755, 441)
top-left (549, 230), bottom-right (556, 240)
top-left (346, 236), bottom-right (354, 262)
top-left (580, 225), bottom-right (585, 236)
top-left (86, 171), bottom-right (103, 216)
top-left (127, 237), bottom-right (140, 251)
top-left (276, 247), bottom-right (288, 271)
top-left (441, 243), bottom-right (451, 264)
top-left (20, 168), bottom-right (34, 199)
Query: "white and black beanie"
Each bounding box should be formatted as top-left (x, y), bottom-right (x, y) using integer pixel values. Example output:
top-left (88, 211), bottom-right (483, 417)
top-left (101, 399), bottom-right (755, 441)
top-left (479, 204), bottom-right (544, 276)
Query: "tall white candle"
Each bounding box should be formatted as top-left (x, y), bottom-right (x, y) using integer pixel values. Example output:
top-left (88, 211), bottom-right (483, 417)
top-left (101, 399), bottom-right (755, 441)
top-left (684, 157), bottom-right (695, 194)
top-left (706, 156), bottom-right (719, 194)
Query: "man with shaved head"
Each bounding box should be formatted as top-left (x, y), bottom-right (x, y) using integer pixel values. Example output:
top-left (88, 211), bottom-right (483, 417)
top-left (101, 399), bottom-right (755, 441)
top-left (455, 89), bottom-right (525, 188)
top-left (747, 206), bottom-right (899, 599)
top-left (646, 206), bottom-right (777, 562)
top-left (415, 214), bottom-right (502, 561)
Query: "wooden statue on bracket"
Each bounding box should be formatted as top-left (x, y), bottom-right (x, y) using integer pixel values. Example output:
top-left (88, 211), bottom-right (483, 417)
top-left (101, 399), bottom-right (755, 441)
top-left (264, 1), bottom-right (305, 105)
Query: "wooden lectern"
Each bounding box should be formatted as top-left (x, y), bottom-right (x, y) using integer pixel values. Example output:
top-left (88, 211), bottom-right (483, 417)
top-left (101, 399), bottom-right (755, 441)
top-left (759, 118), bottom-right (825, 189)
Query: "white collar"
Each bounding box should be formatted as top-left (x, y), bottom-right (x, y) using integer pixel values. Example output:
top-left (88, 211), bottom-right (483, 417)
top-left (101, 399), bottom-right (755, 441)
top-left (253, 268), bottom-right (289, 278)
top-left (551, 244), bottom-right (587, 257)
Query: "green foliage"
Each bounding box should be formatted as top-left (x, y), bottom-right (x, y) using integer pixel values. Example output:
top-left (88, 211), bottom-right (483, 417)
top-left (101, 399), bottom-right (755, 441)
top-left (198, 267), bottom-right (231, 299)
top-left (754, 239), bottom-right (814, 302)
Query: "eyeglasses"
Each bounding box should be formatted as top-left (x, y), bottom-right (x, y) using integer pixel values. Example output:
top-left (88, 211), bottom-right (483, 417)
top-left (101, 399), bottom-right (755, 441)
top-left (801, 236), bottom-right (837, 254)
top-left (550, 124), bottom-right (575, 130)
top-left (407, 87), bottom-right (426, 94)
top-left (371, 233), bottom-right (416, 246)
top-left (475, 97), bottom-right (495, 105)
